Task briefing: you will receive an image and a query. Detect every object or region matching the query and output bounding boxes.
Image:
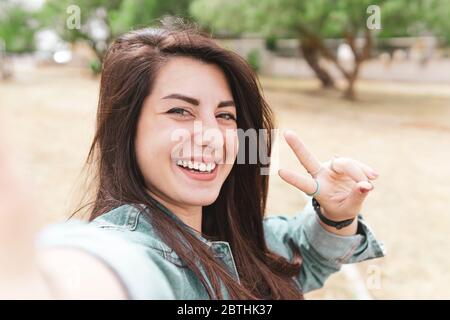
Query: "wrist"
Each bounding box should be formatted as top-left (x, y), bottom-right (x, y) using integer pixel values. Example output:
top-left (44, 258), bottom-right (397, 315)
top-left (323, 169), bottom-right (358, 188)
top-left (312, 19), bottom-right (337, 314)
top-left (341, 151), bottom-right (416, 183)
top-left (317, 215), bottom-right (358, 236)
top-left (312, 198), bottom-right (358, 236)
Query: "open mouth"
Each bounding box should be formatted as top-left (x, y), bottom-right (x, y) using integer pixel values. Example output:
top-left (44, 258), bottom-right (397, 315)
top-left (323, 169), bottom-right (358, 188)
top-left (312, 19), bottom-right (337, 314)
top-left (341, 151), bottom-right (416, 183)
top-left (175, 159), bottom-right (218, 181)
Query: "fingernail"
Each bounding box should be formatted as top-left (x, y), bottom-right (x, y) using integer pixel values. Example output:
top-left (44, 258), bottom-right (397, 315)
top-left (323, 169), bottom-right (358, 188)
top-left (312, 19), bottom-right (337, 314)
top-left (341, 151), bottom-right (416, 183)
top-left (360, 184), bottom-right (374, 193)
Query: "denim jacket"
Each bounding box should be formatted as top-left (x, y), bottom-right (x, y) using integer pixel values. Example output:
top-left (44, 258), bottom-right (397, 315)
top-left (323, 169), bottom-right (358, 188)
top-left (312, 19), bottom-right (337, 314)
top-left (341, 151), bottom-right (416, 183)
top-left (94, 196), bottom-right (386, 299)
top-left (38, 199), bottom-right (385, 299)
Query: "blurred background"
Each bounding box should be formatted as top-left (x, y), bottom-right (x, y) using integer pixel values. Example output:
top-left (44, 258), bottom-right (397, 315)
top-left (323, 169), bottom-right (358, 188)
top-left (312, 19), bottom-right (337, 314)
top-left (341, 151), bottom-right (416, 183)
top-left (1, 0), bottom-right (449, 299)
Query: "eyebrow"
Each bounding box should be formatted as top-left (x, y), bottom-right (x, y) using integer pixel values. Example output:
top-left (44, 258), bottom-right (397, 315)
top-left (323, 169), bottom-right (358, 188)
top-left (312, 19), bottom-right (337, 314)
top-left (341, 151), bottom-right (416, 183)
top-left (162, 93), bottom-right (235, 108)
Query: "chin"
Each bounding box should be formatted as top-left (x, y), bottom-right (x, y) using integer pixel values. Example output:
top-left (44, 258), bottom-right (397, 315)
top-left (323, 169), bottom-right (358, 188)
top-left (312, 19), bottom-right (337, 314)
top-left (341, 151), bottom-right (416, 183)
top-left (177, 191), bottom-right (220, 207)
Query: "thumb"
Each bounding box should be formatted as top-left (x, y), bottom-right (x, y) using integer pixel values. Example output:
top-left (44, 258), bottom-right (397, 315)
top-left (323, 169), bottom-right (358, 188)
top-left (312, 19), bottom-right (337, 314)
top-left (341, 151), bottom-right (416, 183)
top-left (345, 180), bottom-right (373, 212)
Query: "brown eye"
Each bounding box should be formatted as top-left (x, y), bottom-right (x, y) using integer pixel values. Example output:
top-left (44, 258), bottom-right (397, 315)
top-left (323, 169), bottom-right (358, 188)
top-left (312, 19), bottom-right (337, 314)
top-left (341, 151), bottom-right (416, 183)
top-left (217, 113), bottom-right (236, 121)
top-left (168, 107), bottom-right (191, 117)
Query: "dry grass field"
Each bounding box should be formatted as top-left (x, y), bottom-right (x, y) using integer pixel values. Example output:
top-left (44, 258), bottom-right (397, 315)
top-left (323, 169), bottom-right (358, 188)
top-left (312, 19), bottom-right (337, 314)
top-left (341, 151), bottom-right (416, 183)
top-left (1, 65), bottom-right (449, 299)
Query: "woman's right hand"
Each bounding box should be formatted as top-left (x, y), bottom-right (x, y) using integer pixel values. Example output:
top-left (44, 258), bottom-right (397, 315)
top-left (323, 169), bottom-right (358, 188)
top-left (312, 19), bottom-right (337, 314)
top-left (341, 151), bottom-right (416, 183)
top-left (0, 133), bottom-right (53, 298)
top-left (0, 127), bottom-right (169, 299)
top-left (0, 131), bottom-right (128, 299)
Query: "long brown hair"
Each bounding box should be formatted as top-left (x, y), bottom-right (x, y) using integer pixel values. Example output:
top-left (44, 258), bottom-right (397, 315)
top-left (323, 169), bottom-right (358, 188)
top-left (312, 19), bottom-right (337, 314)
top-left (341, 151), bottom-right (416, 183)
top-left (86, 17), bottom-right (303, 299)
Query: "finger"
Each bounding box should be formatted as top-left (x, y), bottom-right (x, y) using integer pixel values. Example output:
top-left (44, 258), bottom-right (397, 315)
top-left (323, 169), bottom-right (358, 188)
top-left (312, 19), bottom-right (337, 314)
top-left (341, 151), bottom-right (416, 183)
top-left (331, 158), bottom-right (368, 182)
top-left (354, 160), bottom-right (379, 180)
top-left (283, 130), bottom-right (322, 177)
top-left (345, 180), bottom-right (374, 210)
top-left (278, 168), bottom-right (317, 195)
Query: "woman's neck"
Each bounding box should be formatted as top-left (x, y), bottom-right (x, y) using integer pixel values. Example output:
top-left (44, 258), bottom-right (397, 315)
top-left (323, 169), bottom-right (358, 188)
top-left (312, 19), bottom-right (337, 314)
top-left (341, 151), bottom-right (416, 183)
top-left (147, 190), bottom-right (203, 233)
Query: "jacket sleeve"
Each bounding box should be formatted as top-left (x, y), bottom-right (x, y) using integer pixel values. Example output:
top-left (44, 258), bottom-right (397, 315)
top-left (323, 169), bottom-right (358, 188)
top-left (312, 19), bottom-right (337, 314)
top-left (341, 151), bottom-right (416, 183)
top-left (37, 221), bottom-right (175, 300)
top-left (263, 199), bottom-right (386, 293)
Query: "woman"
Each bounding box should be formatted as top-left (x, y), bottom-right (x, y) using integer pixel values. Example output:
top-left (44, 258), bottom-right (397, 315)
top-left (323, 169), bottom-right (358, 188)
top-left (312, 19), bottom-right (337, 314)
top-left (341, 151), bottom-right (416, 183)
top-left (0, 19), bottom-right (384, 299)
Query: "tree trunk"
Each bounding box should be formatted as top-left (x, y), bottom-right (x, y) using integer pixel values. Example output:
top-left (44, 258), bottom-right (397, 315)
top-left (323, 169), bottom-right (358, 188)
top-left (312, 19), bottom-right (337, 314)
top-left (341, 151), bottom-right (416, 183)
top-left (300, 39), bottom-right (335, 88)
top-left (343, 75), bottom-right (357, 100)
top-left (341, 30), bottom-right (373, 100)
top-left (341, 59), bottom-right (360, 100)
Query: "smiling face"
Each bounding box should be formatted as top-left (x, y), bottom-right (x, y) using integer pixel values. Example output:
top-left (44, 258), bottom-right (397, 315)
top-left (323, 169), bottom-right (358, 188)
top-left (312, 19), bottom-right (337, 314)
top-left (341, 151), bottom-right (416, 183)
top-left (135, 57), bottom-right (238, 213)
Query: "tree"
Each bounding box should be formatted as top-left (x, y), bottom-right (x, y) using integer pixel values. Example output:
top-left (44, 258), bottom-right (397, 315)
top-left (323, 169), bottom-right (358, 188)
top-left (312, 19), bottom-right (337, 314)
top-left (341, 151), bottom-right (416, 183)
top-left (38, 0), bottom-right (192, 72)
top-left (39, 0), bottom-right (123, 65)
top-left (422, 0), bottom-right (450, 46)
top-left (190, 0), bottom-right (442, 99)
top-left (0, 2), bottom-right (38, 54)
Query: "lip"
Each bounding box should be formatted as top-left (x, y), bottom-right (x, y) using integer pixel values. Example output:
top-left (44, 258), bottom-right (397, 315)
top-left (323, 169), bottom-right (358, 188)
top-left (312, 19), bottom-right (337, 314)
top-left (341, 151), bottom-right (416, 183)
top-left (174, 162), bottom-right (219, 181)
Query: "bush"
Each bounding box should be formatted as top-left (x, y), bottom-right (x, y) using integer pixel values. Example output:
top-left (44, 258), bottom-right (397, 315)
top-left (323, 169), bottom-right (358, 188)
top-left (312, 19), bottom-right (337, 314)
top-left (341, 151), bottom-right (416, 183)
top-left (265, 35), bottom-right (278, 52)
top-left (246, 48), bottom-right (261, 72)
top-left (89, 58), bottom-right (102, 75)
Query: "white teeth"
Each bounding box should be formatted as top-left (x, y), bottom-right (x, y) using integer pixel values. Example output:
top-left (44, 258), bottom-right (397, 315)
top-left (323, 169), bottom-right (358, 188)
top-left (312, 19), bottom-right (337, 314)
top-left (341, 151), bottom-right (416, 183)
top-left (176, 160), bottom-right (216, 173)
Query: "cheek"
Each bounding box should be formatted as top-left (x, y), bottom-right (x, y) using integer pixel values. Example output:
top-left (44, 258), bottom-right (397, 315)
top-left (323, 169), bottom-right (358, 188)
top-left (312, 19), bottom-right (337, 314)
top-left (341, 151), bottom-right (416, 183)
top-left (135, 133), bottom-right (157, 186)
top-left (223, 128), bottom-right (239, 164)
top-left (135, 122), bottom-right (173, 183)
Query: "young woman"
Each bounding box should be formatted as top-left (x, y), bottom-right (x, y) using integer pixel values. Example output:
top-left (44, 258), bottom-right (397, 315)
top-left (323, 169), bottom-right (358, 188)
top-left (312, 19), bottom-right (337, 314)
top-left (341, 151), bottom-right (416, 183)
top-left (0, 20), bottom-right (384, 299)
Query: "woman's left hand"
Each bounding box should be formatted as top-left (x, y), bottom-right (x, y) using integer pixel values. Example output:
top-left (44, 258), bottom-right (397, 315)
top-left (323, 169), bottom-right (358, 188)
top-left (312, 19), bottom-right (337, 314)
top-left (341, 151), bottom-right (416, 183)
top-left (278, 130), bottom-right (379, 222)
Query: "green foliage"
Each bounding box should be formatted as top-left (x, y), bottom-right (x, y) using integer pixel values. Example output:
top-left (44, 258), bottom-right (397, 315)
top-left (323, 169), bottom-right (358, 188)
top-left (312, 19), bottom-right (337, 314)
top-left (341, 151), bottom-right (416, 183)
top-left (39, 0), bottom-right (123, 45)
top-left (246, 48), bottom-right (261, 71)
top-left (190, 0), bottom-right (448, 40)
top-left (37, 0), bottom-right (193, 63)
top-left (190, 0), bottom-right (258, 35)
top-left (89, 58), bottom-right (102, 75)
top-left (0, 3), bottom-right (37, 53)
top-left (423, 0), bottom-right (450, 45)
top-left (40, 0), bottom-right (192, 43)
top-left (265, 35), bottom-right (278, 51)
top-left (190, 0), bottom-right (338, 37)
top-left (109, 0), bottom-right (192, 36)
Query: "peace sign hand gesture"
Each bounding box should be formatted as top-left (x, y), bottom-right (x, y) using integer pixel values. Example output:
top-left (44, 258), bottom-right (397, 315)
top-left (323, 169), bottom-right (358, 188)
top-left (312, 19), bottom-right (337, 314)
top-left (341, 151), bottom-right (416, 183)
top-left (278, 130), bottom-right (379, 231)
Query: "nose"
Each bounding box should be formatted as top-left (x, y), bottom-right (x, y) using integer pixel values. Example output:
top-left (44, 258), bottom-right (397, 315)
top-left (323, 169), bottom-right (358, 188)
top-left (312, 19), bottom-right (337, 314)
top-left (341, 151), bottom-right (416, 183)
top-left (192, 116), bottom-right (224, 161)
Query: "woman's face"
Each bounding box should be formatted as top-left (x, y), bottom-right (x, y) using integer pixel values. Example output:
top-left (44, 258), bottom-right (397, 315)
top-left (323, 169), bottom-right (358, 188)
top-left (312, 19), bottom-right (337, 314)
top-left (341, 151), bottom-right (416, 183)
top-left (135, 57), bottom-right (238, 211)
